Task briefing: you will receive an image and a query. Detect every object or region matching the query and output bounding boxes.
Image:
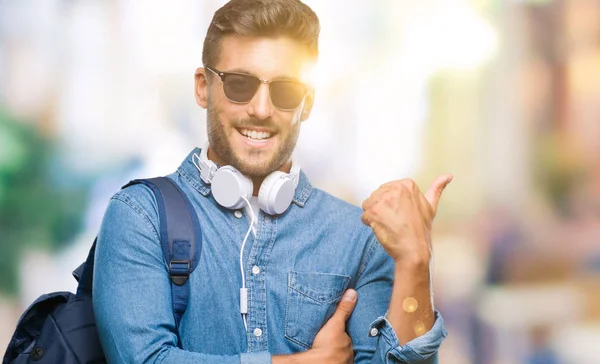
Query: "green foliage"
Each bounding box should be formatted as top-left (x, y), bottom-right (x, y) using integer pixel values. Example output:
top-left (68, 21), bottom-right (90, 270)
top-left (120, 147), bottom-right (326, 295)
top-left (0, 108), bottom-right (87, 296)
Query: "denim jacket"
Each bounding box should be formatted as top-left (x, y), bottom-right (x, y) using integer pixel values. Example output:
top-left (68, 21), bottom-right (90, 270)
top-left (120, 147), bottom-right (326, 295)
top-left (93, 148), bottom-right (447, 363)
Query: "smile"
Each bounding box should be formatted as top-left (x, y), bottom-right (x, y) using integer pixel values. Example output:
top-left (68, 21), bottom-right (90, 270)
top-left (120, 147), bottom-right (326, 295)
top-left (238, 128), bottom-right (274, 141)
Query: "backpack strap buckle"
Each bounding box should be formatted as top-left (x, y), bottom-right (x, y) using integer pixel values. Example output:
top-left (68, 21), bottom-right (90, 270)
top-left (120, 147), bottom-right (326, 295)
top-left (169, 260), bottom-right (191, 286)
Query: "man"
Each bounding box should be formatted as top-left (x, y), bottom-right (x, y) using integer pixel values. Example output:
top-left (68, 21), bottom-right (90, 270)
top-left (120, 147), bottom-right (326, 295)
top-left (93, 0), bottom-right (451, 363)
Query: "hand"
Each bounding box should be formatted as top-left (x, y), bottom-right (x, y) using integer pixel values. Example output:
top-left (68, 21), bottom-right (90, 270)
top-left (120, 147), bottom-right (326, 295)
top-left (273, 290), bottom-right (357, 364)
top-left (309, 289), bottom-right (357, 363)
top-left (361, 175), bottom-right (453, 264)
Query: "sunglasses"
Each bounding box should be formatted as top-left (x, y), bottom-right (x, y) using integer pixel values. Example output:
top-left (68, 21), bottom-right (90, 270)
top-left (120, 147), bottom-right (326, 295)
top-left (205, 66), bottom-right (310, 111)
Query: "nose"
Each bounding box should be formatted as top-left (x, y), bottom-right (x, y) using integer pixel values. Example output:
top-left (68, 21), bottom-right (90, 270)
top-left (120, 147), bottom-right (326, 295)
top-left (247, 83), bottom-right (273, 120)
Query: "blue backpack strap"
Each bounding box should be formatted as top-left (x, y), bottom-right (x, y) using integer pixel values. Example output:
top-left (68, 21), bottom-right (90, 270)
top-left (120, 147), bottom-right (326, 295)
top-left (74, 238), bottom-right (97, 297)
top-left (123, 177), bottom-right (202, 329)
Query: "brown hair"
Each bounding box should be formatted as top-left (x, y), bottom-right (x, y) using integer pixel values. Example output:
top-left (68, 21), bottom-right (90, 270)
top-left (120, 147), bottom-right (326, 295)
top-left (202, 0), bottom-right (320, 67)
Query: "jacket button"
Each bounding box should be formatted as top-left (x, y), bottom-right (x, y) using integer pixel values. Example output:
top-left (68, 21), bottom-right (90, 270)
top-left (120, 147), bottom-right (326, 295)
top-left (30, 347), bottom-right (45, 360)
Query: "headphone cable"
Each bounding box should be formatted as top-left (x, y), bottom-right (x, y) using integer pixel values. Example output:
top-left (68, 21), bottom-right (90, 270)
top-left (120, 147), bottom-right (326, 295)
top-left (239, 196), bottom-right (256, 332)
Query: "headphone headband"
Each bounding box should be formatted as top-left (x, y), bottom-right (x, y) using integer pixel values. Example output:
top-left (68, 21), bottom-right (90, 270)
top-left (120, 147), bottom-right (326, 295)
top-left (289, 160), bottom-right (300, 189)
top-left (193, 143), bottom-right (300, 215)
top-left (194, 143), bottom-right (300, 187)
top-left (197, 145), bottom-right (217, 184)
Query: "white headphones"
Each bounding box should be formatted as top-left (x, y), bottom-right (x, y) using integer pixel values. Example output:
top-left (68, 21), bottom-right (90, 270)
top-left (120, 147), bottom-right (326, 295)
top-left (192, 144), bottom-right (300, 215)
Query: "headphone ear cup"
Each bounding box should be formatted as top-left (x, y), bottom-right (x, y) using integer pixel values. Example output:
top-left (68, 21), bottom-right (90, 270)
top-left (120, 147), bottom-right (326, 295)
top-left (211, 166), bottom-right (253, 210)
top-left (258, 171), bottom-right (295, 215)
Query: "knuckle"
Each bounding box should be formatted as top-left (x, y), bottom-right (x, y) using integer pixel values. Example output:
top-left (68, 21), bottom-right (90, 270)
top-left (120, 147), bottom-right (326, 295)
top-left (437, 184), bottom-right (446, 194)
top-left (361, 212), bottom-right (371, 225)
top-left (369, 204), bottom-right (379, 215)
top-left (386, 189), bottom-right (396, 199)
top-left (379, 182), bottom-right (391, 189)
top-left (337, 305), bottom-right (351, 315)
top-left (369, 207), bottom-right (383, 221)
top-left (397, 183), bottom-right (410, 194)
top-left (388, 190), bottom-right (401, 202)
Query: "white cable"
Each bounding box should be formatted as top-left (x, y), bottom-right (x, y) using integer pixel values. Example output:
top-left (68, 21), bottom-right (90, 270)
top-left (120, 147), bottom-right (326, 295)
top-left (239, 196), bottom-right (256, 332)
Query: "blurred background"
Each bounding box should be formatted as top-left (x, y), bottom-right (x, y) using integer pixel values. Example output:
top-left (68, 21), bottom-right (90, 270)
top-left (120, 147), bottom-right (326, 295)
top-left (1, 0), bottom-right (599, 362)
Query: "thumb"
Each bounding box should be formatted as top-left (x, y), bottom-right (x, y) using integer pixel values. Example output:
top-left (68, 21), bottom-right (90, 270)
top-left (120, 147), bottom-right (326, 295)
top-left (330, 289), bottom-right (357, 323)
top-left (424, 174), bottom-right (454, 216)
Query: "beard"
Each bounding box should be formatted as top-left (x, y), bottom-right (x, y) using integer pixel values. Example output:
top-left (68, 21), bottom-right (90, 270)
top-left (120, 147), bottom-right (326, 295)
top-left (206, 104), bottom-right (300, 178)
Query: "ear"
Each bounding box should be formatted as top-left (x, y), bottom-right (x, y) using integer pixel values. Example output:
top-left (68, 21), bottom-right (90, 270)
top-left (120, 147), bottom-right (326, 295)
top-left (300, 89), bottom-right (315, 121)
top-left (194, 67), bottom-right (209, 109)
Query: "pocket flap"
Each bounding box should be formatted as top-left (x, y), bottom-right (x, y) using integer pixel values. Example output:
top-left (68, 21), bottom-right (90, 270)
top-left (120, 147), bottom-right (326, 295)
top-left (288, 271), bottom-right (350, 303)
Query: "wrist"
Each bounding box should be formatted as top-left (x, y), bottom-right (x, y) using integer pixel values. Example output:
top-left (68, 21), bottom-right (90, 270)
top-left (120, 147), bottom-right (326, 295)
top-left (394, 255), bottom-right (432, 282)
top-left (394, 252), bottom-right (431, 270)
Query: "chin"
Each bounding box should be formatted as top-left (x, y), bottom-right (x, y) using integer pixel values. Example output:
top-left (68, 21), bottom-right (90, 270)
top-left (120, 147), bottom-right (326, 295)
top-left (235, 159), bottom-right (276, 178)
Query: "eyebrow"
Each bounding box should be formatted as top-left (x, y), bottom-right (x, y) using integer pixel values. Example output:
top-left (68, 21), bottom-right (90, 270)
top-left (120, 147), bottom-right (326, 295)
top-left (225, 68), bottom-right (300, 82)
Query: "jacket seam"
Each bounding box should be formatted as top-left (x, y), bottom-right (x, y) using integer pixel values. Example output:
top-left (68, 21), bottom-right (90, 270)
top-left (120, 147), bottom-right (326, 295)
top-left (111, 194), bottom-right (160, 240)
top-left (355, 235), bottom-right (380, 284)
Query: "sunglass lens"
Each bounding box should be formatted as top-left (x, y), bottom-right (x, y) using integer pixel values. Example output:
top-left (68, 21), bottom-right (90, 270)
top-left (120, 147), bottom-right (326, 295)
top-left (270, 81), bottom-right (306, 110)
top-left (223, 74), bottom-right (260, 103)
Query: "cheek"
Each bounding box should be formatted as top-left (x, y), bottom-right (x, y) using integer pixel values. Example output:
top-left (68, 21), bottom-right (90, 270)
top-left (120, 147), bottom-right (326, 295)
top-left (209, 100), bottom-right (237, 128)
top-left (208, 85), bottom-right (235, 111)
top-left (209, 92), bottom-right (225, 111)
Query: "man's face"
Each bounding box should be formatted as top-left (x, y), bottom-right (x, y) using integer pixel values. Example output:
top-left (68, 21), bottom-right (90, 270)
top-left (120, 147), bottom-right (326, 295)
top-left (195, 35), bottom-right (314, 178)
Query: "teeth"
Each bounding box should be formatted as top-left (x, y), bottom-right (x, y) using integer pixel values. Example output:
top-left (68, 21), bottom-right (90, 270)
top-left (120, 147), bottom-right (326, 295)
top-left (240, 129), bottom-right (272, 140)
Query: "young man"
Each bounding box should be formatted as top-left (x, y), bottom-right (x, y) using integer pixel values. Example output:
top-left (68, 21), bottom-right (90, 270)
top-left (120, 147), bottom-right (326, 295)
top-left (93, 0), bottom-right (451, 363)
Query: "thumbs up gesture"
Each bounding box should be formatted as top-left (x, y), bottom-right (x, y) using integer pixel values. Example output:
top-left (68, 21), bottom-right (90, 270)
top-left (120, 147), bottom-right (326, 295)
top-left (361, 175), bottom-right (453, 264)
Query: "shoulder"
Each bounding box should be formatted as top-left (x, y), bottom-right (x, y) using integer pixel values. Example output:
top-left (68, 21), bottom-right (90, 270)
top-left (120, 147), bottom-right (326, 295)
top-left (112, 182), bottom-right (158, 217)
top-left (304, 187), bottom-right (389, 276)
top-left (305, 187), bottom-right (374, 238)
top-left (103, 177), bottom-right (173, 238)
top-left (309, 187), bottom-right (365, 219)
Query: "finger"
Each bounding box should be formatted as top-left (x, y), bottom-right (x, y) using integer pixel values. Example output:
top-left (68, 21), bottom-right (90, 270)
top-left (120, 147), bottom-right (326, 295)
top-left (424, 174), bottom-right (454, 216)
top-left (330, 289), bottom-right (357, 323)
top-left (361, 196), bottom-right (376, 212)
top-left (361, 203), bottom-right (393, 233)
top-left (362, 195), bottom-right (382, 212)
top-left (417, 192), bottom-right (434, 226)
top-left (361, 208), bottom-right (380, 228)
top-left (361, 210), bottom-right (371, 226)
top-left (361, 186), bottom-right (392, 211)
top-left (363, 179), bottom-right (418, 211)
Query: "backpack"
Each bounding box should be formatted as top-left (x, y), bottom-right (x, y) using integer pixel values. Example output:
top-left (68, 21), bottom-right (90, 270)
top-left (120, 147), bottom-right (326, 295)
top-left (3, 177), bottom-right (203, 364)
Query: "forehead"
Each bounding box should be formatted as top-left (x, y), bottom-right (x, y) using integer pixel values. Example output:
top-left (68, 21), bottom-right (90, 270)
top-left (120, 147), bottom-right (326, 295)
top-left (215, 35), bottom-right (311, 79)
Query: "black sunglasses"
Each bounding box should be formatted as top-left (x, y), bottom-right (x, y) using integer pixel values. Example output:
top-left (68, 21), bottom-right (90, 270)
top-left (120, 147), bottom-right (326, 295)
top-left (205, 66), bottom-right (310, 111)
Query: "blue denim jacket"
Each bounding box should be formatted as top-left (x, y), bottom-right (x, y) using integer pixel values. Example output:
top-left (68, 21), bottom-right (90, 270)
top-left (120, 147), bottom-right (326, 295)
top-left (93, 148), bottom-right (447, 363)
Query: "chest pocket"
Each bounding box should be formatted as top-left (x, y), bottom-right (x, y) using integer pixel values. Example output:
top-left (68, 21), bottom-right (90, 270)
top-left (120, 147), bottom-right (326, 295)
top-left (285, 271), bottom-right (351, 349)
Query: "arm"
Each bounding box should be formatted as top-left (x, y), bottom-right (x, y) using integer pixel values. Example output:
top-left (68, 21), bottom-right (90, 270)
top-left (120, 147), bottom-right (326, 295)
top-left (93, 192), bottom-right (269, 363)
top-left (349, 238), bottom-right (446, 364)
top-left (357, 175), bottom-right (454, 363)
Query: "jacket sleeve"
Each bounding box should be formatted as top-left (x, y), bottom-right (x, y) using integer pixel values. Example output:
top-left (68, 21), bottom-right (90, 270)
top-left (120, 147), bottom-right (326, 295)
top-left (348, 236), bottom-right (447, 364)
top-left (92, 189), bottom-right (272, 364)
